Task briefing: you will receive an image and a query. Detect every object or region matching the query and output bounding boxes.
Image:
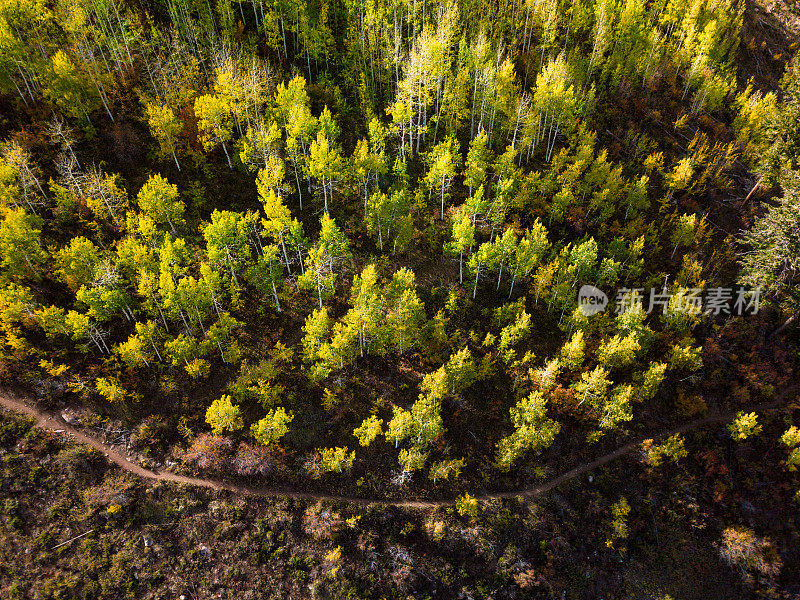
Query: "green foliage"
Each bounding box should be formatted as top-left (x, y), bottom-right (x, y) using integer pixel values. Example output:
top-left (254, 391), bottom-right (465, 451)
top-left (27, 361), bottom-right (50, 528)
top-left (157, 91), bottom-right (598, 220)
top-left (781, 426), bottom-right (800, 471)
top-left (0, 0), bottom-right (791, 524)
top-left (43, 50), bottom-right (102, 123)
top-left (428, 458), bottom-right (465, 483)
top-left (145, 103), bottom-right (183, 169)
top-left (599, 384), bottom-right (635, 432)
top-left (353, 416), bottom-right (383, 447)
top-left (308, 129), bottom-right (343, 214)
top-left (203, 210), bottom-right (254, 289)
top-left (496, 391), bottom-right (561, 471)
top-left (206, 395), bottom-right (243, 435)
top-left (319, 447), bottom-right (355, 473)
top-left (398, 446), bottom-right (429, 472)
top-left (301, 265), bottom-right (425, 379)
top-left (227, 356), bottom-right (286, 409)
top-left (528, 54), bottom-right (580, 162)
top-left (425, 136), bottom-right (462, 219)
top-left (572, 366), bottom-right (612, 407)
top-left (667, 341), bottom-right (703, 371)
top-left (409, 395), bottom-right (445, 447)
top-left (455, 492), bottom-right (479, 517)
top-left (498, 310), bottom-right (531, 358)
top-left (365, 189), bottom-right (413, 254)
top-left (194, 93), bottom-right (234, 166)
top-left (385, 406), bottom-right (414, 448)
top-left (137, 174), bottom-right (184, 234)
top-left (670, 214), bottom-right (700, 256)
top-left (728, 412), bottom-right (762, 441)
top-left (297, 214), bottom-right (351, 308)
top-left (571, 365), bottom-right (637, 435)
top-left (739, 179), bottom-right (800, 311)
top-left (0, 208), bottom-right (46, 282)
top-left (560, 330), bottom-right (585, 370)
top-left (352, 137), bottom-right (387, 213)
top-left (245, 245), bottom-right (284, 311)
top-left (645, 434), bottom-right (688, 467)
top-left (251, 407), bottom-right (293, 445)
top-left (55, 237), bottom-right (100, 292)
top-left (446, 211), bottom-right (475, 284)
top-left (302, 308), bottom-right (331, 363)
top-left (463, 129), bottom-right (491, 192)
top-left (596, 334), bottom-right (640, 369)
top-left (95, 377), bottom-right (127, 404)
top-left (733, 84), bottom-right (779, 168)
top-left (636, 362), bottom-right (667, 401)
top-left (443, 347), bottom-right (476, 396)
top-left (164, 334), bottom-right (202, 366)
top-left (606, 497), bottom-right (631, 549)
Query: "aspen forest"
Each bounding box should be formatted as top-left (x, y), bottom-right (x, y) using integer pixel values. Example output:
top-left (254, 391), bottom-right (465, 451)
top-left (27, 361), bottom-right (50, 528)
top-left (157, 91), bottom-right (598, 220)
top-left (0, 0), bottom-right (799, 596)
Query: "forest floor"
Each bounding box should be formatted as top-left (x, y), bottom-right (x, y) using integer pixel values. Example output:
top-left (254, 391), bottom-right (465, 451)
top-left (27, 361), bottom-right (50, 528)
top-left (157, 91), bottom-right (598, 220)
top-left (0, 388), bottom-right (784, 509)
top-left (741, 0), bottom-right (800, 88)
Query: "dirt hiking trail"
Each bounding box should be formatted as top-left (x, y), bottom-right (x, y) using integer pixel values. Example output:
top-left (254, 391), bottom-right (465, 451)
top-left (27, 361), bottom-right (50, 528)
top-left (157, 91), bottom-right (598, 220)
top-left (0, 390), bottom-right (782, 509)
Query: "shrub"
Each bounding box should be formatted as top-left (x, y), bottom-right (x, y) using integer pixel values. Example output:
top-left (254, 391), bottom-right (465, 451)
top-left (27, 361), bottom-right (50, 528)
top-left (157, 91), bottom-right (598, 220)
top-left (728, 412), bottom-right (762, 441)
top-left (233, 442), bottom-right (285, 476)
top-left (303, 502), bottom-right (343, 540)
top-left (319, 447), bottom-right (355, 474)
top-left (644, 434), bottom-right (688, 467)
top-left (456, 493), bottom-right (479, 517)
top-left (181, 433), bottom-right (233, 472)
top-left (718, 526), bottom-right (782, 583)
top-left (130, 415), bottom-right (172, 456)
top-left (55, 445), bottom-right (104, 482)
top-left (205, 395), bottom-right (243, 435)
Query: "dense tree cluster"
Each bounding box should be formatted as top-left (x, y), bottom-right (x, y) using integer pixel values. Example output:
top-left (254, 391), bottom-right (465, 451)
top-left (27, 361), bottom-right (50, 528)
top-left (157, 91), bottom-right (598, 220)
top-left (0, 0), bottom-right (796, 501)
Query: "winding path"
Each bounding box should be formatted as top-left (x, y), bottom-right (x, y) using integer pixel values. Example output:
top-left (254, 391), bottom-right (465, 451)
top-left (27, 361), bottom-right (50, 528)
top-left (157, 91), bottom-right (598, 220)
top-left (0, 390), bottom-right (783, 509)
